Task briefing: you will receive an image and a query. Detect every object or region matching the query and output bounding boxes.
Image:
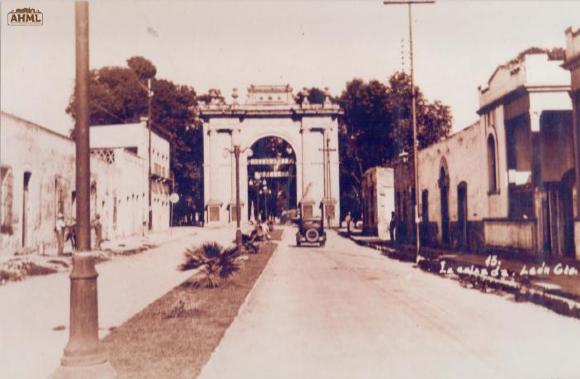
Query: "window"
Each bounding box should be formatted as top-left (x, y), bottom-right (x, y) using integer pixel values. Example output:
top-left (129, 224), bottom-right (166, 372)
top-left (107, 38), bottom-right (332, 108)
top-left (0, 166), bottom-right (14, 233)
top-left (487, 135), bottom-right (498, 193)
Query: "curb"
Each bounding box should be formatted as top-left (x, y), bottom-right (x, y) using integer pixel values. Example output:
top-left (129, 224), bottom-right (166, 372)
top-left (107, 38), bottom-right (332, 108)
top-left (342, 233), bottom-right (580, 320)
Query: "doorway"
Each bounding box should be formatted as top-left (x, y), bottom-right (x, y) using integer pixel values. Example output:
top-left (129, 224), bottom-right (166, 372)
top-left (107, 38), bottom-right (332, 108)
top-left (557, 170), bottom-right (575, 257)
top-left (457, 182), bottom-right (468, 249)
top-left (22, 171), bottom-right (31, 248)
top-left (439, 166), bottom-right (450, 245)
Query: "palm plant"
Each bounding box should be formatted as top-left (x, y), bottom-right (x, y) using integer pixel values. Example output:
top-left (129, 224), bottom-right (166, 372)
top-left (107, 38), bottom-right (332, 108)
top-left (179, 242), bottom-right (239, 288)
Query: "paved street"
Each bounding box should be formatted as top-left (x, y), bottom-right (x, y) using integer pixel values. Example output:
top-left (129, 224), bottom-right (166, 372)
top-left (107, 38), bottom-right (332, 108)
top-left (199, 228), bottom-right (580, 379)
top-left (0, 226), bottom-right (236, 379)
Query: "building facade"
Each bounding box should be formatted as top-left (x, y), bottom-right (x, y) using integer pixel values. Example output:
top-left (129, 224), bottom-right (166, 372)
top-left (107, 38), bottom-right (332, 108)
top-left (396, 47), bottom-right (579, 259)
top-left (201, 85), bottom-right (341, 227)
top-left (478, 49), bottom-right (574, 257)
top-left (361, 167), bottom-right (394, 239)
top-left (1, 112), bottom-right (76, 256)
top-left (90, 121), bottom-right (172, 232)
top-left (0, 113), bottom-right (171, 257)
top-left (564, 27), bottom-right (580, 259)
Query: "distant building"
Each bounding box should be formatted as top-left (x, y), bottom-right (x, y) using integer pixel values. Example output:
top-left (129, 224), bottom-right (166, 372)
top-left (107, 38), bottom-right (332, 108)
top-left (0, 113), bottom-right (171, 257)
top-left (90, 121), bottom-right (172, 232)
top-left (361, 167), bottom-right (394, 239)
top-left (393, 157), bottom-right (416, 245)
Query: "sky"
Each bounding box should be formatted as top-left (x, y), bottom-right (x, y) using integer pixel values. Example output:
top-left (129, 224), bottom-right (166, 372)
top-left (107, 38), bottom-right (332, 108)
top-left (1, 0), bottom-right (579, 136)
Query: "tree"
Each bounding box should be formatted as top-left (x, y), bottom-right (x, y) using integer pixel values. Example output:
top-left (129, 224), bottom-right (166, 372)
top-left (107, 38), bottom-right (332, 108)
top-left (197, 88), bottom-right (225, 105)
top-left (66, 56), bottom-right (203, 223)
top-left (295, 87), bottom-right (328, 105)
top-left (338, 72), bottom-right (452, 217)
top-left (127, 56), bottom-right (156, 81)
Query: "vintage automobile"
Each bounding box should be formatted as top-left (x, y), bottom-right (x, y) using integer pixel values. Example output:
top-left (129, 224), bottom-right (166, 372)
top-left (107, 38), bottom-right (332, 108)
top-left (296, 217), bottom-right (326, 247)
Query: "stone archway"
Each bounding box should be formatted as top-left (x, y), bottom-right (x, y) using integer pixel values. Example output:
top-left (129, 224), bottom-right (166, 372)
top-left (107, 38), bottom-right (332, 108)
top-left (457, 181), bottom-right (468, 249)
top-left (200, 85), bottom-right (341, 227)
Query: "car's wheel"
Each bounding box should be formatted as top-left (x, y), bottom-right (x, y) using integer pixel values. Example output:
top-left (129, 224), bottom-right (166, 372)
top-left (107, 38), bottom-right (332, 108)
top-left (305, 228), bottom-right (319, 243)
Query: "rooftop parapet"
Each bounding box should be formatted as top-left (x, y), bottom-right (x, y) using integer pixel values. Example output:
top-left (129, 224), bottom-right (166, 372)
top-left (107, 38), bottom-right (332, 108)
top-left (199, 84), bottom-right (341, 119)
top-left (478, 48), bottom-right (569, 113)
top-left (564, 27), bottom-right (580, 69)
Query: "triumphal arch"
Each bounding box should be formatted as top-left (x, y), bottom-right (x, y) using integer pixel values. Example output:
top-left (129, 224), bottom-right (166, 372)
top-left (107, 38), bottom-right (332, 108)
top-left (200, 85), bottom-right (341, 227)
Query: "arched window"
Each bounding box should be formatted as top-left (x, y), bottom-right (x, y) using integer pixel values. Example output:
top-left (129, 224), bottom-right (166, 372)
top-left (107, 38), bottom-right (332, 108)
top-left (487, 135), bottom-right (498, 193)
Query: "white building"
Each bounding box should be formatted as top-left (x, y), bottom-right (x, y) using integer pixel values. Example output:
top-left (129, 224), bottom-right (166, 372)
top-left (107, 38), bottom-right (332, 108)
top-left (90, 121), bottom-right (172, 231)
top-left (0, 113), bottom-right (171, 257)
top-left (361, 167), bottom-right (394, 239)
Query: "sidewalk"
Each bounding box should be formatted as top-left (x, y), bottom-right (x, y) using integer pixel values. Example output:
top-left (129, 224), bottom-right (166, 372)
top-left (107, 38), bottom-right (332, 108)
top-left (339, 230), bottom-right (580, 319)
top-left (0, 227), bottom-right (198, 285)
top-left (0, 225), bottom-right (236, 379)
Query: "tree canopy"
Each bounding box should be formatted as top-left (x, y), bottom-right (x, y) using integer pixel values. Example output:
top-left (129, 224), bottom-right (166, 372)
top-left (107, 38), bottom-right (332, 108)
top-left (338, 71), bottom-right (452, 218)
top-left (295, 87), bottom-right (328, 105)
top-left (66, 56), bottom-right (203, 223)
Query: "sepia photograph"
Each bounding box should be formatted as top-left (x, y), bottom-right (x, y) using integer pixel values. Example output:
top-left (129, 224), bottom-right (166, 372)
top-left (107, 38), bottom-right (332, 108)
top-left (1, 0), bottom-right (579, 378)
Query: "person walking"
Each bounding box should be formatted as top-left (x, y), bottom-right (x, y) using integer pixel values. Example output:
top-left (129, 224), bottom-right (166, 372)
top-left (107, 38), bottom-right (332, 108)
top-left (92, 214), bottom-right (103, 250)
top-left (389, 211), bottom-right (397, 243)
top-left (345, 212), bottom-right (352, 235)
top-left (55, 213), bottom-right (66, 255)
top-left (67, 218), bottom-right (77, 251)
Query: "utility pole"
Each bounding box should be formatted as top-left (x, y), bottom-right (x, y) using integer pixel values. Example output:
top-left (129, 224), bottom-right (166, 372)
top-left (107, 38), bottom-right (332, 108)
top-left (319, 129), bottom-right (336, 227)
top-left (52, 2), bottom-right (115, 377)
top-left (234, 145), bottom-right (242, 249)
top-left (147, 78), bottom-right (153, 231)
top-left (225, 143), bottom-right (251, 250)
top-left (383, 0), bottom-right (434, 264)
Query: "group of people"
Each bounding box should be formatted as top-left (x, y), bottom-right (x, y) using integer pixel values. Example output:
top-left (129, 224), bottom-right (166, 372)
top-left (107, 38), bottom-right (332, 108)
top-left (54, 213), bottom-right (103, 255)
top-left (248, 220), bottom-right (272, 243)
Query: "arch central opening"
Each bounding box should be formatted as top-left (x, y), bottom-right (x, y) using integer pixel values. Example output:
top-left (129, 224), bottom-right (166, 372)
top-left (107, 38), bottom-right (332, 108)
top-left (247, 136), bottom-right (297, 222)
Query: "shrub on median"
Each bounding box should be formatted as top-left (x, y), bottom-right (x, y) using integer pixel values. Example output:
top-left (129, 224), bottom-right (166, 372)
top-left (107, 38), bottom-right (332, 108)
top-left (179, 242), bottom-right (240, 288)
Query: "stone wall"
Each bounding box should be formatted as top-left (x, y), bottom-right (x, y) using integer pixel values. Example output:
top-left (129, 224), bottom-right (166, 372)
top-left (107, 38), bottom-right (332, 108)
top-left (0, 112), bottom-right (75, 255)
top-left (416, 121), bottom-right (487, 251)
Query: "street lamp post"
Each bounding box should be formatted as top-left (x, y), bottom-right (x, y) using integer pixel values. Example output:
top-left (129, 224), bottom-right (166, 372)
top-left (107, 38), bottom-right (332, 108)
top-left (262, 185), bottom-right (270, 221)
top-left (52, 2), bottom-right (115, 377)
top-left (319, 130), bottom-right (336, 227)
top-left (249, 173), bottom-right (263, 221)
top-left (383, 0), bottom-right (434, 265)
top-left (225, 144), bottom-right (252, 251)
